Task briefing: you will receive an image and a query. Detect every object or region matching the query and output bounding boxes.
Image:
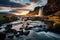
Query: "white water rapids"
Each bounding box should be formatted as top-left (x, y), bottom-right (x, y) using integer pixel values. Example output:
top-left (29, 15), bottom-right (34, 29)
top-left (0, 20), bottom-right (60, 40)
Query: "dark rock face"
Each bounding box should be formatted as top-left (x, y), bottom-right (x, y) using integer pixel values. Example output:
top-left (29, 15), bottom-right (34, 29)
top-left (28, 6), bottom-right (41, 15)
top-left (0, 32), bottom-right (6, 40)
top-left (43, 0), bottom-right (60, 15)
top-left (28, 0), bottom-right (60, 16)
top-left (23, 31), bottom-right (30, 36)
top-left (53, 24), bottom-right (60, 34)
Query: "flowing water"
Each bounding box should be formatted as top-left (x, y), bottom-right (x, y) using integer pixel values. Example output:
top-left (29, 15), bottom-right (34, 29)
top-left (0, 20), bottom-right (60, 40)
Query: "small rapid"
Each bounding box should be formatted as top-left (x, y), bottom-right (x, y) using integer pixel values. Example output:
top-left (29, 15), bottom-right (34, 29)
top-left (0, 20), bottom-right (60, 40)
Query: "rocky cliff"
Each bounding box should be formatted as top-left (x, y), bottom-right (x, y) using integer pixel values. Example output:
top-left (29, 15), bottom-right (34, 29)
top-left (43, 0), bottom-right (60, 15)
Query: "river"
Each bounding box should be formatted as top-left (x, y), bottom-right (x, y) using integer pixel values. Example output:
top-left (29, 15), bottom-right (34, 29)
top-left (0, 20), bottom-right (60, 40)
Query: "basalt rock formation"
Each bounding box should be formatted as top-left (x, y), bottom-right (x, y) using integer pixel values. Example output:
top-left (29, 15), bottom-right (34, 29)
top-left (43, 0), bottom-right (60, 15)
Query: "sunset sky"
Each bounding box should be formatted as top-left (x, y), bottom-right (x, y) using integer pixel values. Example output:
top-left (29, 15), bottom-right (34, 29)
top-left (0, 0), bottom-right (47, 15)
top-left (10, 0), bottom-right (47, 10)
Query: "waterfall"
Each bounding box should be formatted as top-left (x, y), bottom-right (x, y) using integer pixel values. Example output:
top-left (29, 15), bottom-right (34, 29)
top-left (35, 7), bottom-right (43, 17)
top-left (38, 7), bottom-right (43, 17)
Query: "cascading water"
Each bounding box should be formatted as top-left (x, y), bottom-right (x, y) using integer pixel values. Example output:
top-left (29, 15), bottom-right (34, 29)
top-left (36, 7), bottom-right (43, 17)
top-left (35, 0), bottom-right (48, 17)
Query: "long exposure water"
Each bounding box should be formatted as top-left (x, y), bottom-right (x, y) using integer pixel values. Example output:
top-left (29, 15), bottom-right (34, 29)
top-left (0, 20), bottom-right (60, 40)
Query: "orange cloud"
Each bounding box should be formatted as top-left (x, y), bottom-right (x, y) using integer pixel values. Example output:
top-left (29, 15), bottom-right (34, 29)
top-left (11, 10), bottom-right (29, 15)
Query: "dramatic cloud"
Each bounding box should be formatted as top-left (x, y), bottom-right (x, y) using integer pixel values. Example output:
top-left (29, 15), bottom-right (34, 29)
top-left (26, 3), bottom-right (31, 5)
top-left (0, 0), bottom-right (47, 9)
top-left (12, 10), bottom-right (29, 15)
top-left (0, 0), bottom-right (48, 15)
top-left (30, 0), bottom-right (40, 2)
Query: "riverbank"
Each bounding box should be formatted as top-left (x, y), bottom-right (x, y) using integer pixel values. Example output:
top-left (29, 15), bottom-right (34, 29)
top-left (0, 18), bottom-right (60, 40)
top-left (0, 15), bottom-right (18, 26)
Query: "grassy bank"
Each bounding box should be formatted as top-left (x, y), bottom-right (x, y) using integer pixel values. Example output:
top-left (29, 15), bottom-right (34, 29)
top-left (0, 15), bottom-right (18, 26)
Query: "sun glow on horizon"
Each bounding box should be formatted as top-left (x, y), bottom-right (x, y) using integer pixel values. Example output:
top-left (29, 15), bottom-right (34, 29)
top-left (12, 10), bottom-right (29, 15)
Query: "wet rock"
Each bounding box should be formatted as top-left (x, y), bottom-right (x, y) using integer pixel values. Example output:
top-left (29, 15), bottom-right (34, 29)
top-left (19, 31), bottom-right (24, 35)
top-left (0, 27), bottom-right (2, 30)
top-left (5, 24), bottom-right (12, 30)
top-left (16, 34), bottom-right (20, 38)
top-left (0, 32), bottom-right (6, 40)
top-left (24, 31), bottom-right (30, 36)
top-left (18, 28), bottom-right (24, 35)
top-left (25, 27), bottom-right (33, 30)
top-left (53, 24), bottom-right (60, 34)
top-left (8, 35), bottom-right (14, 39)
